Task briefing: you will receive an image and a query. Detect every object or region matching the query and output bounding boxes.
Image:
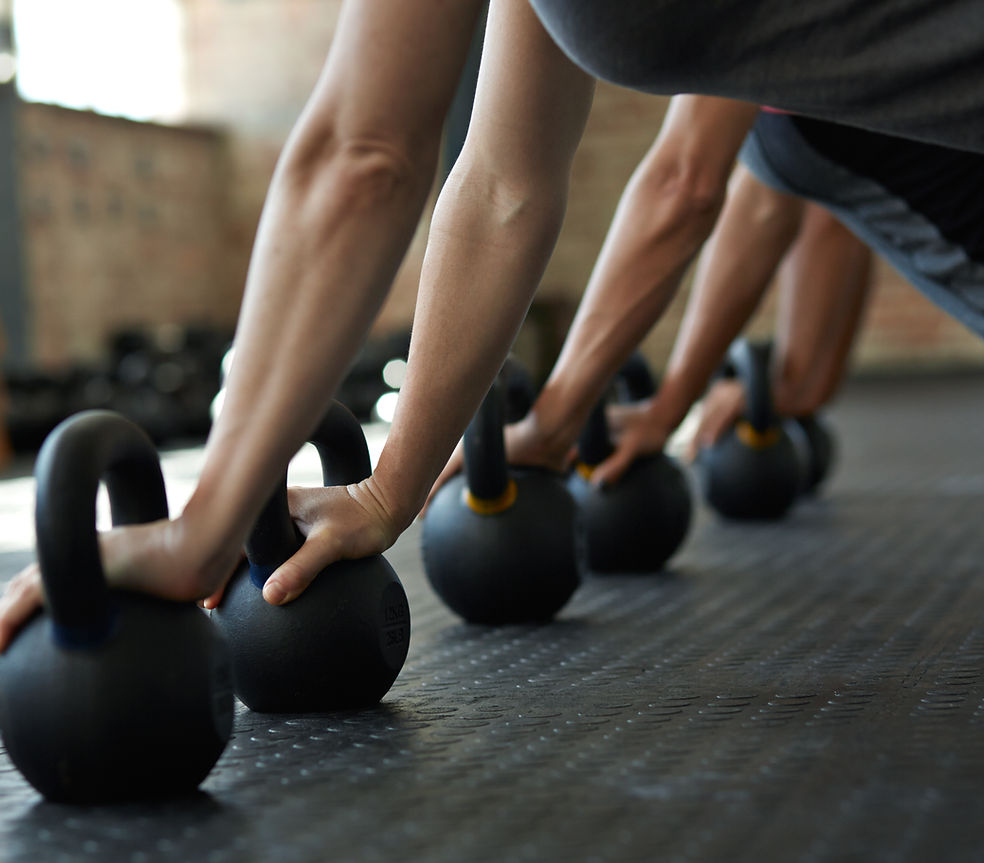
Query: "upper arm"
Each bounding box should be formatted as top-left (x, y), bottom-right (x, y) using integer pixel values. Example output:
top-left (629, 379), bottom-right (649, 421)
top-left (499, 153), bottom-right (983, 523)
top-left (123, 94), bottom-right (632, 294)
top-left (458, 0), bottom-right (596, 191)
top-left (638, 95), bottom-right (760, 201)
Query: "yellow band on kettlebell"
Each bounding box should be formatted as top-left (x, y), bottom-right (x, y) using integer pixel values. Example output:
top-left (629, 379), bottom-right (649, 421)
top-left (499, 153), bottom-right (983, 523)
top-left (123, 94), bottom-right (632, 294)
top-left (465, 478), bottom-right (518, 515)
top-left (735, 420), bottom-right (781, 450)
top-left (575, 462), bottom-right (595, 481)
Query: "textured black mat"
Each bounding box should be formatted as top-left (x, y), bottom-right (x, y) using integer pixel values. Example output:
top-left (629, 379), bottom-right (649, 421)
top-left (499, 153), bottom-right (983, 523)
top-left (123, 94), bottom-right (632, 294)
top-left (1, 375), bottom-right (982, 862)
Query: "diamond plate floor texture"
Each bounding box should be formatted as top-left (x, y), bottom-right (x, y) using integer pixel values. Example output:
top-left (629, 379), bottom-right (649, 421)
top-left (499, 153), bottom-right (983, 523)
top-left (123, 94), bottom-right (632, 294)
top-left (0, 375), bottom-right (983, 863)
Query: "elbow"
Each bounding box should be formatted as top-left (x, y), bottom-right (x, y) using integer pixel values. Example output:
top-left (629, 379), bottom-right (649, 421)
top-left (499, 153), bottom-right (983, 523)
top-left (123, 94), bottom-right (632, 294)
top-left (629, 159), bottom-right (728, 254)
top-left (276, 124), bottom-right (436, 219)
top-left (441, 153), bottom-right (570, 256)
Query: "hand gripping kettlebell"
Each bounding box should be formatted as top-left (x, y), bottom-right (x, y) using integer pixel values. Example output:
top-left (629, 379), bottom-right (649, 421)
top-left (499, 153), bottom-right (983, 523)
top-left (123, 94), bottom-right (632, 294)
top-left (0, 410), bottom-right (234, 804)
top-left (421, 365), bottom-right (580, 624)
top-left (211, 401), bottom-right (410, 712)
top-left (698, 339), bottom-right (801, 519)
top-left (567, 361), bottom-right (692, 574)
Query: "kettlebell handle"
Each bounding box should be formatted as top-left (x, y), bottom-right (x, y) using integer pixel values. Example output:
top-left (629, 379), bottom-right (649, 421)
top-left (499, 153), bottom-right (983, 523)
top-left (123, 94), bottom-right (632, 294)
top-left (463, 377), bottom-right (511, 503)
top-left (244, 401), bottom-right (372, 583)
top-left (614, 352), bottom-right (657, 402)
top-left (34, 410), bottom-right (169, 646)
top-left (728, 339), bottom-right (777, 433)
top-left (309, 401), bottom-right (372, 487)
top-left (576, 400), bottom-right (614, 469)
top-left (578, 353), bottom-right (658, 468)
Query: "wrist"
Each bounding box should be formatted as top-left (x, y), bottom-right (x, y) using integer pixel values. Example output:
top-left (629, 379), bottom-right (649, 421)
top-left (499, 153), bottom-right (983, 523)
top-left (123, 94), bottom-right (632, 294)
top-left (525, 384), bottom-right (591, 461)
top-left (370, 452), bottom-right (432, 531)
top-left (177, 494), bottom-right (249, 588)
top-left (637, 393), bottom-right (682, 449)
top-left (652, 369), bottom-right (705, 434)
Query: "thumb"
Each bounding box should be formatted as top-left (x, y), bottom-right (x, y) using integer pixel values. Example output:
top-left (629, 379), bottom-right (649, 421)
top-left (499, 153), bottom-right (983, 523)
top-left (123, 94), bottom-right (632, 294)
top-left (261, 531), bottom-right (337, 606)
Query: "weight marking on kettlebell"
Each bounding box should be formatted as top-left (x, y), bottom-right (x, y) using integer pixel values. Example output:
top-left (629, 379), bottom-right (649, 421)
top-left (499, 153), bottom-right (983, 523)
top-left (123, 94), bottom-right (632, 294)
top-left (379, 583), bottom-right (411, 661)
top-left (384, 602), bottom-right (408, 624)
top-left (382, 604), bottom-right (409, 641)
top-left (385, 627), bottom-right (408, 647)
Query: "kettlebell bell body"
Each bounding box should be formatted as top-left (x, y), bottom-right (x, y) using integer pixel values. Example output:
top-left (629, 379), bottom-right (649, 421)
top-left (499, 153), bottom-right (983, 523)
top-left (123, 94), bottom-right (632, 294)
top-left (0, 411), bottom-right (233, 804)
top-left (786, 413), bottom-right (836, 494)
top-left (423, 468), bottom-right (578, 622)
top-left (421, 362), bottom-right (579, 623)
top-left (211, 401), bottom-right (410, 713)
top-left (567, 355), bottom-right (691, 574)
top-left (699, 340), bottom-right (801, 520)
top-left (699, 424), bottom-right (801, 519)
top-left (568, 453), bottom-right (691, 574)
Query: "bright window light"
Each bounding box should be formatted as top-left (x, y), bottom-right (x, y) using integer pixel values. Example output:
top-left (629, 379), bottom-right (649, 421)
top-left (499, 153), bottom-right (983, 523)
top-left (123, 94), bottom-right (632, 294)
top-left (374, 391), bottom-right (400, 424)
top-left (0, 51), bottom-right (15, 85)
top-left (382, 358), bottom-right (407, 389)
top-left (14, 0), bottom-right (185, 122)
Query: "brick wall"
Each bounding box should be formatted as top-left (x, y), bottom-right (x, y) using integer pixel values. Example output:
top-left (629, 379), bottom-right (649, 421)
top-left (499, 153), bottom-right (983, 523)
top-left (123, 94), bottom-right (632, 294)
top-left (15, 102), bottom-right (237, 368)
top-left (181, 0), bottom-right (346, 322)
top-left (16, 0), bottom-right (983, 378)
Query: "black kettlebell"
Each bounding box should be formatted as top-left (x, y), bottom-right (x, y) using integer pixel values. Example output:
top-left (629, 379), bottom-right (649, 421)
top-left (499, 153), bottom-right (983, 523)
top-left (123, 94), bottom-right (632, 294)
top-left (211, 401), bottom-right (410, 712)
top-left (567, 363), bottom-right (692, 575)
top-left (785, 413), bottom-right (836, 494)
top-left (500, 353), bottom-right (537, 423)
top-left (0, 411), bottom-right (234, 804)
top-left (698, 339), bottom-right (801, 520)
top-left (421, 367), bottom-right (580, 624)
top-left (613, 351), bottom-right (658, 402)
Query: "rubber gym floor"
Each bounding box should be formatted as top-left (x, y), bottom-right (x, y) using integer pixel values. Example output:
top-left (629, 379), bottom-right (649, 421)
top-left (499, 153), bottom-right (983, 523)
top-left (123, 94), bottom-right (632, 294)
top-left (0, 373), bottom-right (983, 863)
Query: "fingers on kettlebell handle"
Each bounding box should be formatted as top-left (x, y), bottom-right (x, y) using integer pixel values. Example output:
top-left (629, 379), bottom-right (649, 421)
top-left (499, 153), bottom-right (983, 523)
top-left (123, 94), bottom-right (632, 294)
top-left (0, 566), bottom-right (45, 653)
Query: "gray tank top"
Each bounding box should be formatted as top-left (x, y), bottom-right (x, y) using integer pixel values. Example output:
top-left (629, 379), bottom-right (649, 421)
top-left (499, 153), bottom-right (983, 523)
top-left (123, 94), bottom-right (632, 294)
top-left (528, 0), bottom-right (984, 153)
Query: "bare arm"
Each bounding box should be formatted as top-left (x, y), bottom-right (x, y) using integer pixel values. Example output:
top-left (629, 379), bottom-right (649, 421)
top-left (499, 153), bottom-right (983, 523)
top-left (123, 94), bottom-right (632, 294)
top-left (524, 96), bottom-right (758, 463)
top-left (183, 0), bottom-right (485, 583)
top-left (618, 162), bottom-right (805, 469)
top-left (684, 198), bottom-right (872, 456)
top-left (0, 0), bottom-right (485, 639)
top-left (772, 203), bottom-right (872, 414)
top-left (257, 0), bottom-right (597, 603)
top-left (428, 94), bottom-right (757, 495)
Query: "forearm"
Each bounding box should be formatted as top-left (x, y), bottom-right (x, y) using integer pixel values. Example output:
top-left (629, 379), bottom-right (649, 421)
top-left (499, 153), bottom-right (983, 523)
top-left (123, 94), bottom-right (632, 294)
top-left (531, 153), bottom-right (723, 450)
top-left (374, 0), bottom-right (595, 521)
top-left (378, 167), bottom-right (573, 523)
top-left (532, 96), bottom-right (758, 452)
top-left (653, 166), bottom-right (804, 434)
top-left (773, 205), bottom-right (872, 415)
top-left (176, 0), bottom-right (482, 564)
top-left (188, 145), bottom-right (435, 550)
